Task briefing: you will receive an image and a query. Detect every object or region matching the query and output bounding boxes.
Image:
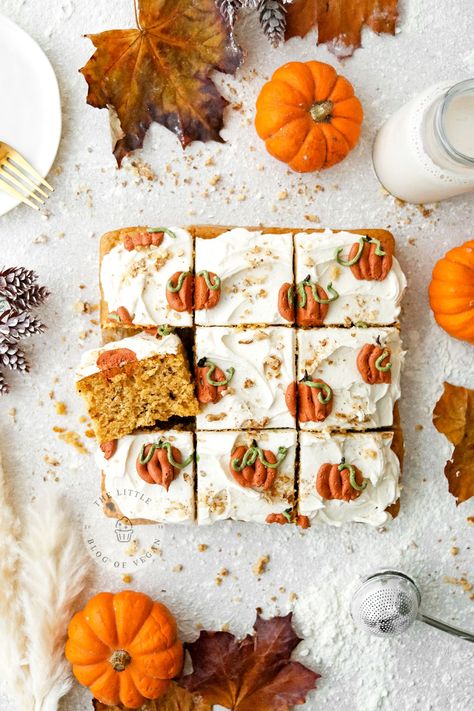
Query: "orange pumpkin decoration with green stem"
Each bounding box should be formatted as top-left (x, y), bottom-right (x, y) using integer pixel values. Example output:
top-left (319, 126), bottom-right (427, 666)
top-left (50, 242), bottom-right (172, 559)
top-left (255, 60), bottom-right (363, 172)
top-left (65, 590), bottom-right (183, 708)
top-left (429, 240), bottom-right (474, 344)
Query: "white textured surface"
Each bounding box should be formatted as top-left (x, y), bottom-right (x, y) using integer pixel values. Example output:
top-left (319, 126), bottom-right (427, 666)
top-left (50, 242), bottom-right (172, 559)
top-left (0, 1), bottom-right (473, 709)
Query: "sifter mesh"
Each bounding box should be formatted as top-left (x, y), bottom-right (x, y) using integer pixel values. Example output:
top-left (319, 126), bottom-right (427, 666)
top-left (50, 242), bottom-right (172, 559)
top-left (351, 571), bottom-right (421, 637)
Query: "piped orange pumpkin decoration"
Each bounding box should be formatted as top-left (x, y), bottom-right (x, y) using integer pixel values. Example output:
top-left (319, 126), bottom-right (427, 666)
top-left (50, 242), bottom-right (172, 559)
top-left (316, 460), bottom-right (367, 502)
top-left (196, 357), bottom-right (235, 403)
top-left (165, 271), bottom-right (193, 313)
top-left (295, 276), bottom-right (339, 326)
top-left (65, 590), bottom-right (183, 708)
top-left (195, 270), bottom-right (221, 310)
top-left (286, 374), bottom-right (333, 422)
top-left (136, 440), bottom-right (192, 490)
top-left (336, 235), bottom-right (393, 281)
top-left (255, 61), bottom-right (363, 173)
top-left (357, 343), bottom-right (392, 384)
top-left (429, 239), bottom-right (474, 344)
top-left (229, 441), bottom-right (288, 491)
top-left (278, 282), bottom-right (295, 323)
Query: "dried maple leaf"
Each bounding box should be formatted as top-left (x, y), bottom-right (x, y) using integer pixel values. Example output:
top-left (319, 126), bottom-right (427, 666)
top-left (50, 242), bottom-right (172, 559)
top-left (285, 0), bottom-right (398, 57)
top-left (80, 0), bottom-right (243, 165)
top-left (93, 682), bottom-right (211, 711)
top-left (433, 381), bottom-right (474, 504)
top-left (180, 612), bottom-right (319, 710)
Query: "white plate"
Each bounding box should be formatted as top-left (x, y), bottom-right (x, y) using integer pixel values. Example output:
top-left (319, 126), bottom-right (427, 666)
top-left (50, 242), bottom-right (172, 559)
top-left (0, 14), bottom-right (61, 216)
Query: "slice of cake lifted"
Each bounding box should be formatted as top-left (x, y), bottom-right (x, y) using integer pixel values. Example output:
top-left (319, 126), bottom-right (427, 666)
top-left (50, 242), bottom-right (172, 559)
top-left (196, 429), bottom-right (296, 524)
top-left (294, 229), bottom-right (406, 326)
top-left (97, 430), bottom-right (194, 524)
top-left (298, 430), bottom-right (402, 527)
top-left (294, 326), bottom-right (404, 431)
top-left (76, 331), bottom-right (198, 443)
top-left (100, 225), bottom-right (193, 330)
top-left (195, 326), bottom-right (295, 430)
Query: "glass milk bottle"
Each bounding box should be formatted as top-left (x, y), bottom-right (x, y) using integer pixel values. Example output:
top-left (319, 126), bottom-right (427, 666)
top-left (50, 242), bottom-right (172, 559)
top-left (373, 79), bottom-right (474, 203)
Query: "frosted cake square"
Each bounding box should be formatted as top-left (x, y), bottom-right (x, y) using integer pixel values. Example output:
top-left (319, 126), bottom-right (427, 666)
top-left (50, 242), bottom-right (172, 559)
top-left (100, 225), bottom-right (193, 329)
top-left (194, 227), bottom-right (294, 325)
top-left (97, 430), bottom-right (194, 524)
top-left (195, 326), bottom-right (295, 430)
top-left (295, 327), bottom-right (403, 431)
top-left (298, 431), bottom-right (401, 527)
top-left (294, 229), bottom-right (406, 326)
top-left (75, 332), bottom-right (198, 443)
top-left (196, 429), bottom-right (296, 524)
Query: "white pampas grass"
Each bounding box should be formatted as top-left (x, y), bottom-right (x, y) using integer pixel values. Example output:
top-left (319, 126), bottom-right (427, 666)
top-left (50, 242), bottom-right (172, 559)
top-left (20, 492), bottom-right (91, 711)
top-left (0, 450), bottom-right (32, 708)
top-left (0, 449), bottom-right (91, 711)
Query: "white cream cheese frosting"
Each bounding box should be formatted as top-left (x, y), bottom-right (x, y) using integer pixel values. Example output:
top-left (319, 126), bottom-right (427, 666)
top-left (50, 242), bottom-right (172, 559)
top-left (294, 230), bottom-right (406, 325)
top-left (195, 228), bottom-right (293, 325)
top-left (298, 431), bottom-right (400, 527)
top-left (101, 227), bottom-right (193, 327)
top-left (97, 430), bottom-right (194, 523)
top-left (195, 326), bottom-right (295, 430)
top-left (196, 429), bottom-right (296, 525)
top-left (297, 327), bottom-right (404, 431)
top-left (75, 332), bottom-right (181, 381)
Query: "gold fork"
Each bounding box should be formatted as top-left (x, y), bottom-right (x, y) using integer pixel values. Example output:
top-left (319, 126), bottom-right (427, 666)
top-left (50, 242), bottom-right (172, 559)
top-left (0, 141), bottom-right (53, 210)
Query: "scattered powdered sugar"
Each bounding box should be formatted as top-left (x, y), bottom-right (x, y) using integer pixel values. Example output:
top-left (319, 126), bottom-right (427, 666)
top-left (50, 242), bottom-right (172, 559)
top-left (293, 571), bottom-right (400, 711)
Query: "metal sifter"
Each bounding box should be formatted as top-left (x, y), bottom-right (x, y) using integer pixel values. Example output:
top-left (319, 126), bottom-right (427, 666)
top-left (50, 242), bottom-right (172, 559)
top-left (350, 570), bottom-right (474, 642)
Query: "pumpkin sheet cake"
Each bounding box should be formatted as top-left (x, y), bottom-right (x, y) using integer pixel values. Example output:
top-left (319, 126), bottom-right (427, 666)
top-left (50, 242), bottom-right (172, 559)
top-left (196, 429), bottom-right (297, 524)
top-left (194, 227), bottom-right (294, 326)
top-left (295, 326), bottom-right (404, 431)
top-left (100, 225), bottom-right (193, 330)
top-left (195, 326), bottom-right (295, 430)
top-left (97, 430), bottom-right (195, 524)
top-left (78, 224), bottom-right (407, 527)
top-left (294, 229), bottom-right (406, 326)
top-left (298, 430), bottom-right (401, 527)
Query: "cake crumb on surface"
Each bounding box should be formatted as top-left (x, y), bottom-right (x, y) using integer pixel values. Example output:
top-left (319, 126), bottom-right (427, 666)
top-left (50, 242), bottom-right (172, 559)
top-left (253, 554), bottom-right (270, 577)
top-left (54, 401), bottom-right (67, 415)
top-left (198, 543), bottom-right (208, 552)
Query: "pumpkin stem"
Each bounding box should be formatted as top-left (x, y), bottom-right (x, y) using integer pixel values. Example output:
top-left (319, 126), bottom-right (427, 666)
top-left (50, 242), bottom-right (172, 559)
top-left (109, 649), bottom-right (132, 672)
top-left (309, 100), bottom-right (333, 122)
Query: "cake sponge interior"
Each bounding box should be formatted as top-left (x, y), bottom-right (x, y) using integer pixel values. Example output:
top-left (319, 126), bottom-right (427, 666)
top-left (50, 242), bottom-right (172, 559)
top-left (77, 351), bottom-right (198, 443)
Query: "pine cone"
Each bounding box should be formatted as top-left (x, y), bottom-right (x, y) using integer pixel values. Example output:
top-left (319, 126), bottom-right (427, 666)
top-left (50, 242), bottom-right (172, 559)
top-left (0, 267), bottom-right (37, 298)
top-left (7, 285), bottom-right (50, 312)
top-left (0, 371), bottom-right (8, 395)
top-left (0, 341), bottom-right (29, 372)
top-left (258, 0), bottom-right (287, 47)
top-left (216, 0), bottom-right (243, 25)
top-left (0, 309), bottom-right (45, 341)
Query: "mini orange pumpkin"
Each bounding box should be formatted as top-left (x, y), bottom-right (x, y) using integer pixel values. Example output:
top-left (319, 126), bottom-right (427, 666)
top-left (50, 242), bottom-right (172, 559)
top-left (65, 590), bottom-right (183, 708)
top-left (429, 240), bottom-right (474, 344)
top-left (255, 60), bottom-right (363, 173)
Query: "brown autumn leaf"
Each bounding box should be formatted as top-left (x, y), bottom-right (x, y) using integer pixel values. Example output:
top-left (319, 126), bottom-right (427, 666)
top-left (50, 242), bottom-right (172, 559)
top-left (180, 613), bottom-right (319, 711)
top-left (92, 682), bottom-right (211, 711)
top-left (80, 0), bottom-right (243, 165)
top-left (433, 381), bottom-right (474, 504)
top-left (285, 0), bottom-right (398, 57)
